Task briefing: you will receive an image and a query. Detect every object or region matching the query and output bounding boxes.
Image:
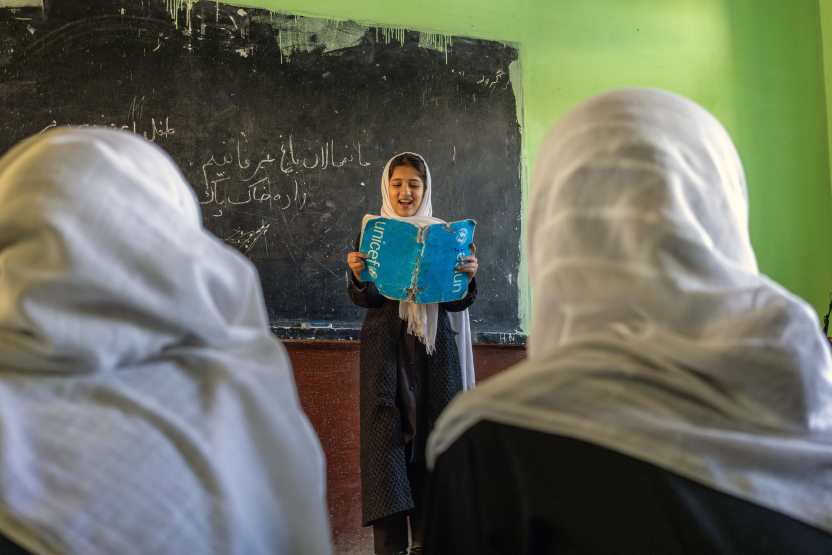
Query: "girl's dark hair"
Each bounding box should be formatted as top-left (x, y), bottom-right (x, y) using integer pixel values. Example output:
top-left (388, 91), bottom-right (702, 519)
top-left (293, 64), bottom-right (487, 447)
top-left (388, 153), bottom-right (427, 183)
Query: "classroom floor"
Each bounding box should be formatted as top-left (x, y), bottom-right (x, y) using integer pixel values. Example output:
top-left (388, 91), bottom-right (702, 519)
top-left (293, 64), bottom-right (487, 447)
top-left (337, 529), bottom-right (373, 554)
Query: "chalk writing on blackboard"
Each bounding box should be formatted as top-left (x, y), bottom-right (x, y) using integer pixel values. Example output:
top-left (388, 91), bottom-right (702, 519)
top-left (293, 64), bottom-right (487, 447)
top-left (39, 117), bottom-right (176, 143)
top-left (224, 223), bottom-right (271, 254)
top-left (197, 134), bottom-right (374, 218)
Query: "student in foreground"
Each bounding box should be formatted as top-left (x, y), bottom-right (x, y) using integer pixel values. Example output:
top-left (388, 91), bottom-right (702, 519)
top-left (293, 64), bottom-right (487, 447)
top-left (424, 89), bottom-right (832, 554)
top-left (0, 128), bottom-right (333, 555)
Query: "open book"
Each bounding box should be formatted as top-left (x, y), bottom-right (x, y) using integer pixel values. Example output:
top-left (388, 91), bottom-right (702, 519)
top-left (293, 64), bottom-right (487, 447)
top-left (358, 215), bottom-right (476, 304)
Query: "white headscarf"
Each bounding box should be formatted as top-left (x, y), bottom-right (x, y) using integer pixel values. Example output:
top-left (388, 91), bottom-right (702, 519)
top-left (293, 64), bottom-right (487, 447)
top-left (0, 128), bottom-right (333, 554)
top-left (380, 153), bottom-right (475, 389)
top-left (428, 89), bottom-right (832, 532)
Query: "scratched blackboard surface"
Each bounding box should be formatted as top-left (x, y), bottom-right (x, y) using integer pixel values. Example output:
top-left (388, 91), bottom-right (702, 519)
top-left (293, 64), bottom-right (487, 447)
top-left (0, 0), bottom-right (524, 344)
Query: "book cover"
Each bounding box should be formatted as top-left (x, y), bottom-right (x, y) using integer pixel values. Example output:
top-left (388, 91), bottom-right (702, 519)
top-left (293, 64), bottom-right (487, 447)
top-left (358, 215), bottom-right (476, 304)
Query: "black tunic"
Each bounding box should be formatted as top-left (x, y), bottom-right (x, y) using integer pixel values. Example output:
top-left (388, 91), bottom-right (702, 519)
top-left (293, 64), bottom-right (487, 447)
top-left (347, 272), bottom-right (476, 525)
top-left (425, 421), bottom-right (832, 554)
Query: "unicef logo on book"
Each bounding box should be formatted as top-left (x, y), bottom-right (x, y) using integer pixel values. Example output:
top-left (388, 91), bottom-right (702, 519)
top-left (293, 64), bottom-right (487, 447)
top-left (456, 228), bottom-right (468, 245)
top-left (366, 219), bottom-right (385, 279)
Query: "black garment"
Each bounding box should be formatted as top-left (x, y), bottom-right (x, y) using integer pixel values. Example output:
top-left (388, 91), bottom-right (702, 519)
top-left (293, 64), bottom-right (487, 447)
top-left (373, 512), bottom-right (411, 555)
top-left (373, 459), bottom-right (427, 554)
top-left (425, 421), bottom-right (832, 555)
top-left (347, 271), bottom-right (476, 526)
top-left (0, 532), bottom-right (32, 555)
top-left (372, 329), bottom-right (432, 554)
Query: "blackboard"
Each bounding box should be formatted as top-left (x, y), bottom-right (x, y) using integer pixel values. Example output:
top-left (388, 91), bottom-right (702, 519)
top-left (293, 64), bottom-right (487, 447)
top-left (0, 0), bottom-right (524, 344)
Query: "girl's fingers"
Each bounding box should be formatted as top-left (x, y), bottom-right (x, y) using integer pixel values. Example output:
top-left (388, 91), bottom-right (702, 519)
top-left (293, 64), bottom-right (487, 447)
top-left (347, 251), bottom-right (366, 275)
top-left (347, 252), bottom-right (368, 265)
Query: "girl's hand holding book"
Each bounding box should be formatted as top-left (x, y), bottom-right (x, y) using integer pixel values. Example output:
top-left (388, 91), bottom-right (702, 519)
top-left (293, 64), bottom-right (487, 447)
top-left (347, 251), bottom-right (368, 281)
top-left (456, 243), bottom-right (479, 279)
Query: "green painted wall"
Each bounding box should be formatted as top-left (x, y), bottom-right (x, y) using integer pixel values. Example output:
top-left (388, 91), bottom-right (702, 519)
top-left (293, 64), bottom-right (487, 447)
top-left (230, 0), bottom-right (832, 324)
top-left (725, 1), bottom-right (830, 321)
top-left (822, 0), bottom-right (832, 201)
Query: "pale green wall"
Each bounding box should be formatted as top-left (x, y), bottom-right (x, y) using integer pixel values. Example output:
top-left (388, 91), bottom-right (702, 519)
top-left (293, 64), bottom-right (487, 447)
top-left (724, 1), bottom-right (830, 321)
top-left (823, 0), bottom-right (832, 200)
top-left (232, 0), bottom-right (832, 324)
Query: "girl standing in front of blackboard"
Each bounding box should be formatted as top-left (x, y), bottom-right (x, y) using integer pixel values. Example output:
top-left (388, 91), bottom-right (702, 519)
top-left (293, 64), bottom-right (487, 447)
top-left (346, 153), bottom-right (478, 555)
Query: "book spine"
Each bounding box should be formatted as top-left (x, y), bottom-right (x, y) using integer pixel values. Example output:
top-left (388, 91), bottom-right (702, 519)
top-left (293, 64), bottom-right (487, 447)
top-left (407, 225), bottom-right (428, 302)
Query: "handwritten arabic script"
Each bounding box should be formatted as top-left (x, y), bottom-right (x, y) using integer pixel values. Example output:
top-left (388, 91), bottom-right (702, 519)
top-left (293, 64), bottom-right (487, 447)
top-left (224, 223), bottom-right (271, 254)
top-left (198, 133), bottom-right (372, 218)
top-left (39, 116), bottom-right (175, 143)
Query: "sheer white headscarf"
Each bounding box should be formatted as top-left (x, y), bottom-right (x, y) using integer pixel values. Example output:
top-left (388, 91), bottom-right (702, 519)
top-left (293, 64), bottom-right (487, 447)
top-left (0, 128), bottom-right (333, 554)
top-left (380, 153), bottom-right (475, 389)
top-left (428, 89), bottom-right (832, 532)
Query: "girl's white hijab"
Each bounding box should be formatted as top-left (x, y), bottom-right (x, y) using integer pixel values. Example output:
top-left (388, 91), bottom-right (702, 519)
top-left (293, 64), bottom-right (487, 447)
top-left (380, 153), bottom-right (475, 389)
top-left (428, 89), bottom-right (832, 532)
top-left (0, 128), bottom-right (333, 555)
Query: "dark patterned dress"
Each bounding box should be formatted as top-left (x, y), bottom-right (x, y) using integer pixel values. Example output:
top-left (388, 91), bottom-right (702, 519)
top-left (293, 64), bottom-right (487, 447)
top-left (347, 272), bottom-right (476, 525)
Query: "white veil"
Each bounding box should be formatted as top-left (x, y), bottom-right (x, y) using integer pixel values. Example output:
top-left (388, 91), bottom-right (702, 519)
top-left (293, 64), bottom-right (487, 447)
top-left (0, 128), bottom-right (333, 554)
top-left (428, 89), bottom-right (832, 532)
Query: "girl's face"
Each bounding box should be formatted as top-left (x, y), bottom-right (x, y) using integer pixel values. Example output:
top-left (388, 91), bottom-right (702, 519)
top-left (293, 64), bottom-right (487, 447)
top-left (387, 164), bottom-right (425, 217)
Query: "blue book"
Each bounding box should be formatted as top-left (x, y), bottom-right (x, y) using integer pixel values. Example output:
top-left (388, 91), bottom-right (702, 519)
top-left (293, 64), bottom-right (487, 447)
top-left (359, 215), bottom-right (476, 304)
